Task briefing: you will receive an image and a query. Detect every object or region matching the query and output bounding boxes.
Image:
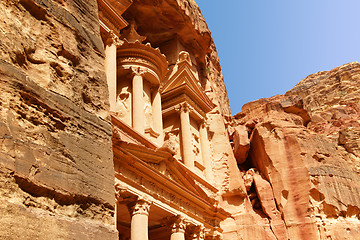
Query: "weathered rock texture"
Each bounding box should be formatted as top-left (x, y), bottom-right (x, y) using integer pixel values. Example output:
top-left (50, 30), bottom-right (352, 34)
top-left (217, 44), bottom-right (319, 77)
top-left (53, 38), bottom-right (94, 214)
top-left (2, 0), bottom-right (359, 239)
top-left (230, 62), bottom-right (360, 240)
top-left (0, 0), bottom-right (116, 238)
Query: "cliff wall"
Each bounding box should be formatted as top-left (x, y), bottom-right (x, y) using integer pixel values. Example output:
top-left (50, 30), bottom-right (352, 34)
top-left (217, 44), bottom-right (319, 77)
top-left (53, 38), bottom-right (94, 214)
top-left (0, 0), bottom-right (116, 238)
top-left (230, 62), bottom-right (360, 240)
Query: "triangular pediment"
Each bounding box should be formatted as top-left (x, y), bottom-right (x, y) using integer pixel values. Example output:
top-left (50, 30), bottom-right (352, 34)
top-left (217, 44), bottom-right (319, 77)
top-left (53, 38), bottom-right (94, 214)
top-left (162, 61), bottom-right (201, 94)
top-left (161, 58), bottom-right (215, 113)
top-left (119, 143), bottom-right (216, 198)
top-left (112, 136), bottom-right (217, 202)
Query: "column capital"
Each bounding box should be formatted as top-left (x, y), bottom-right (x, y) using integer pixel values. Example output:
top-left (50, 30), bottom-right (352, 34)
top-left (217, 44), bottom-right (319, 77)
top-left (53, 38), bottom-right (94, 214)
top-left (105, 31), bottom-right (123, 47)
top-left (199, 118), bottom-right (209, 129)
top-left (127, 197), bottom-right (152, 216)
top-left (187, 224), bottom-right (206, 240)
top-left (131, 66), bottom-right (147, 77)
top-left (204, 230), bottom-right (223, 240)
top-left (175, 103), bottom-right (192, 114)
top-left (162, 215), bottom-right (187, 233)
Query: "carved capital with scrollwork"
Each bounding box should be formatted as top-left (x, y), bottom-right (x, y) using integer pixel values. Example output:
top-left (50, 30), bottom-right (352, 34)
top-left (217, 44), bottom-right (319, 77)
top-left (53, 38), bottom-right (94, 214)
top-left (199, 118), bottom-right (209, 129)
top-left (105, 30), bottom-right (123, 47)
top-left (127, 196), bottom-right (152, 216)
top-left (175, 103), bottom-right (193, 114)
top-left (130, 66), bottom-right (147, 77)
top-left (162, 215), bottom-right (187, 234)
top-left (187, 224), bottom-right (206, 240)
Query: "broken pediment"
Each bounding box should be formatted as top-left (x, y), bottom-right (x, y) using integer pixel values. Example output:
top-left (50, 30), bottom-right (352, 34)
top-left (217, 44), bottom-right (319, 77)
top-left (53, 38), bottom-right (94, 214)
top-left (161, 51), bottom-right (214, 119)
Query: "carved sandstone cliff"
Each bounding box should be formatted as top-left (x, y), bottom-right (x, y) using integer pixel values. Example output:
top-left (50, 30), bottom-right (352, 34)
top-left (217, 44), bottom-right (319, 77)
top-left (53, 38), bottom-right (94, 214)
top-left (231, 62), bottom-right (360, 240)
top-left (0, 0), bottom-right (116, 238)
top-left (2, 0), bottom-right (359, 239)
top-left (0, 0), bottom-right (243, 239)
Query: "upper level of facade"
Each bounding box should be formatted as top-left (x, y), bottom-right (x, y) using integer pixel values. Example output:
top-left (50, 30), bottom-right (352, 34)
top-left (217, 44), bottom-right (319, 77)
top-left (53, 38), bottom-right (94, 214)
top-left (97, 0), bottom-right (229, 239)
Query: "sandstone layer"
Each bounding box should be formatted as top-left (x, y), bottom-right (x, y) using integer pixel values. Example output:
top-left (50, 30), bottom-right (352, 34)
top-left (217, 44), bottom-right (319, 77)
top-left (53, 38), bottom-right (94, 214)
top-left (0, 0), bottom-right (116, 238)
top-left (228, 62), bottom-right (360, 240)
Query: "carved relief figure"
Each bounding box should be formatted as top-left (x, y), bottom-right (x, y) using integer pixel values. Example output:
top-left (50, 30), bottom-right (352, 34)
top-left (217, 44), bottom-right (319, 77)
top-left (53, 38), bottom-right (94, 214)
top-left (164, 129), bottom-right (181, 159)
top-left (115, 86), bottom-right (131, 123)
top-left (143, 84), bottom-right (153, 129)
top-left (192, 132), bottom-right (200, 156)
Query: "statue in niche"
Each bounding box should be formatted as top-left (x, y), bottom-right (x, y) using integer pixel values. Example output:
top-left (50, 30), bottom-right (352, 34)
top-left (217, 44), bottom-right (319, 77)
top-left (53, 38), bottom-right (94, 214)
top-left (115, 87), bottom-right (130, 119)
top-left (192, 132), bottom-right (200, 155)
top-left (143, 91), bottom-right (153, 129)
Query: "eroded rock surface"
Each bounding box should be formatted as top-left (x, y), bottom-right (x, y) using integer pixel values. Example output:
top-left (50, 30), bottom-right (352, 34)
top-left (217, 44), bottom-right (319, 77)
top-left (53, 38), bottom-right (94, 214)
top-left (0, 0), bottom-right (116, 238)
top-left (230, 62), bottom-right (360, 240)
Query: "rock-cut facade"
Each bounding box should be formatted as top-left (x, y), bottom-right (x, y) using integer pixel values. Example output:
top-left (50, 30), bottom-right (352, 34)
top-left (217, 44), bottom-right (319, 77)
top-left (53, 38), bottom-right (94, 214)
top-left (1, 0), bottom-right (360, 240)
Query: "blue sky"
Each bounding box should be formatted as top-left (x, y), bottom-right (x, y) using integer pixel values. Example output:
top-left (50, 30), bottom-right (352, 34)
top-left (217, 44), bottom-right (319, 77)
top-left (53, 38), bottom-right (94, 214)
top-left (195, 0), bottom-right (360, 114)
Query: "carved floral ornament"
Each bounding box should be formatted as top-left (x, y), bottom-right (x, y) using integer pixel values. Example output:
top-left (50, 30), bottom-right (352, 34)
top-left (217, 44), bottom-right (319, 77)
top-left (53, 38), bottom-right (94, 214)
top-left (127, 196), bottom-right (152, 216)
top-left (162, 215), bottom-right (187, 233)
top-left (104, 30), bottom-right (123, 47)
top-left (162, 215), bottom-right (209, 239)
top-left (175, 102), bottom-right (193, 114)
top-left (187, 224), bottom-right (206, 240)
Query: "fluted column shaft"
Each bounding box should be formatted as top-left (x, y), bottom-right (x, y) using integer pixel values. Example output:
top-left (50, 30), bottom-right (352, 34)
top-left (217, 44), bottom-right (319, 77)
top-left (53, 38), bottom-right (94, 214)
top-left (152, 88), bottom-right (163, 145)
top-left (179, 104), bottom-right (194, 169)
top-left (132, 72), bottom-right (144, 133)
top-left (199, 121), bottom-right (213, 183)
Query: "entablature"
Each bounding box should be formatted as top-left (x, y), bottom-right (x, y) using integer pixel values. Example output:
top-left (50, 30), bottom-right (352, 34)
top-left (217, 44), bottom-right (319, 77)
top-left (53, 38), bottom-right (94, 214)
top-left (98, 0), bottom-right (132, 36)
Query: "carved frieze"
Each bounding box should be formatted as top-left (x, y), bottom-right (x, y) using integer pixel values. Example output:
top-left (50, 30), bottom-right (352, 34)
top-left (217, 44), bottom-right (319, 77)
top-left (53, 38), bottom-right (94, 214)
top-left (116, 164), bottom-right (201, 218)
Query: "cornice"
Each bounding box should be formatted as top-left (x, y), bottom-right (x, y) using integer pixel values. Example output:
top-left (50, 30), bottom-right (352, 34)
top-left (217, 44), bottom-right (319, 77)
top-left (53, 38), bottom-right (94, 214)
top-left (111, 114), bottom-right (158, 149)
top-left (98, 0), bottom-right (130, 35)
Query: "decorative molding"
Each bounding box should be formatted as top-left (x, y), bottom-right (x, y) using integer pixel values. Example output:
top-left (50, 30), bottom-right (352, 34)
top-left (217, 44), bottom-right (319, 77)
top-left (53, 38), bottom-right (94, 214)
top-left (117, 41), bottom-right (168, 84)
top-left (145, 127), bottom-right (160, 138)
top-left (120, 21), bottom-right (146, 43)
top-left (98, 0), bottom-right (130, 35)
top-left (162, 215), bottom-right (187, 234)
top-left (187, 224), bottom-right (206, 240)
top-left (104, 30), bottom-right (123, 47)
top-left (127, 197), bottom-right (152, 216)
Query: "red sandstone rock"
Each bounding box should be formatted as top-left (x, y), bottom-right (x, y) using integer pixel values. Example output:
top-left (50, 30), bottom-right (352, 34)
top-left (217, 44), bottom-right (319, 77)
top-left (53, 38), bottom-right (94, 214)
top-left (232, 62), bottom-right (360, 240)
top-left (232, 125), bottom-right (250, 164)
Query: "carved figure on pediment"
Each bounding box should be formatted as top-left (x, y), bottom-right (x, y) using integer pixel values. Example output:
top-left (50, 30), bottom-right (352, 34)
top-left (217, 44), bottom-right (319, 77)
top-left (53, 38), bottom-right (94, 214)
top-left (178, 51), bottom-right (191, 65)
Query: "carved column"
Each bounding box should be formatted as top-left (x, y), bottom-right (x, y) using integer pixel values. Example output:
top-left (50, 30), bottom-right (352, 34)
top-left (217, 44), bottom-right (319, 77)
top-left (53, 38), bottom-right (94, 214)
top-left (105, 32), bottom-right (121, 112)
top-left (152, 86), bottom-right (163, 145)
top-left (199, 120), bottom-right (213, 183)
top-left (128, 198), bottom-right (151, 240)
top-left (179, 103), bottom-right (194, 169)
top-left (132, 68), bottom-right (145, 134)
top-left (187, 225), bottom-right (205, 240)
top-left (163, 215), bottom-right (187, 240)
